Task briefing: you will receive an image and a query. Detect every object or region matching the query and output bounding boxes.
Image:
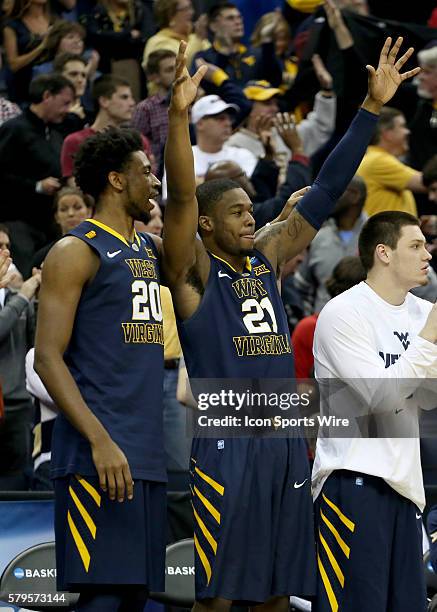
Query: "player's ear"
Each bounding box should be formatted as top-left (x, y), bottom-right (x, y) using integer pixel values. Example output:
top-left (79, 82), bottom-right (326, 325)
top-left (375, 243), bottom-right (390, 264)
top-left (199, 215), bottom-right (213, 232)
top-left (108, 170), bottom-right (125, 192)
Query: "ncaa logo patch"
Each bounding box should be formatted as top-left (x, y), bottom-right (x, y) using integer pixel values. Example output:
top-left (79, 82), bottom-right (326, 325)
top-left (14, 568), bottom-right (25, 579)
top-left (217, 440), bottom-right (224, 450)
top-left (355, 477), bottom-right (363, 486)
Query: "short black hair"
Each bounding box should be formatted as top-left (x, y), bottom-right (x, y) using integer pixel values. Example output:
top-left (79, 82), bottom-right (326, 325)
top-left (74, 127), bottom-right (143, 202)
top-left (53, 52), bottom-right (87, 74)
top-left (358, 211), bottom-right (420, 273)
top-left (196, 178), bottom-right (241, 218)
top-left (208, 2), bottom-right (238, 21)
top-left (28, 73), bottom-right (75, 103)
top-left (423, 155), bottom-right (437, 187)
top-left (91, 75), bottom-right (131, 107)
top-left (326, 256), bottom-right (366, 298)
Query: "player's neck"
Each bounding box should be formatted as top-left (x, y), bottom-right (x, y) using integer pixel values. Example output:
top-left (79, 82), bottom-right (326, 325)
top-left (208, 245), bottom-right (248, 273)
top-left (365, 272), bottom-right (408, 306)
top-left (93, 206), bottom-right (136, 243)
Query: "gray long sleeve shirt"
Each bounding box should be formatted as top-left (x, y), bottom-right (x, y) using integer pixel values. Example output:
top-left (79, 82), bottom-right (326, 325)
top-left (0, 289), bottom-right (35, 409)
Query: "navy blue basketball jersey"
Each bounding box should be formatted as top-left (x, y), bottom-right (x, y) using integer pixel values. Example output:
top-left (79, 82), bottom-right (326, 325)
top-left (51, 219), bottom-right (166, 482)
top-left (178, 250), bottom-right (294, 379)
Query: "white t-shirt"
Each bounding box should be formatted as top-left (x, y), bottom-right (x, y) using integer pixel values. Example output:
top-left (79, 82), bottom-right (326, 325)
top-left (161, 144), bottom-right (257, 200)
top-left (312, 281), bottom-right (437, 511)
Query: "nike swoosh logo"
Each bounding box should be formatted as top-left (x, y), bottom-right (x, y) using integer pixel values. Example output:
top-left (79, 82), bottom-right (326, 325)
top-left (395, 408), bottom-right (404, 414)
top-left (107, 250), bottom-right (122, 258)
top-left (218, 271), bottom-right (232, 279)
top-left (416, 513), bottom-right (422, 520)
top-left (293, 479), bottom-right (308, 489)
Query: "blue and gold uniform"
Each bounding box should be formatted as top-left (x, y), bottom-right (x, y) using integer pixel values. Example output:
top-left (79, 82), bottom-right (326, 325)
top-left (53, 219), bottom-right (166, 591)
top-left (178, 250), bottom-right (316, 603)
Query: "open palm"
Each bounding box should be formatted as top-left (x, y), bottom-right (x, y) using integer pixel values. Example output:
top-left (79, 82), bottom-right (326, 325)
top-left (366, 37), bottom-right (420, 105)
top-left (170, 41), bottom-right (207, 112)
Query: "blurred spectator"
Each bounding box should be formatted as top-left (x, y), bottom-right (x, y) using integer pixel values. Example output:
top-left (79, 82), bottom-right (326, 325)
top-left (0, 224), bottom-right (23, 289)
top-left (423, 155), bottom-right (437, 206)
top-left (32, 21), bottom-right (99, 84)
top-left (0, 74), bottom-right (75, 277)
top-left (0, 248), bottom-right (15, 289)
top-left (192, 2), bottom-right (281, 87)
top-left (0, 265), bottom-right (40, 490)
top-left (250, 11), bottom-right (297, 90)
top-left (25, 347), bottom-right (57, 490)
top-left (0, 95), bottom-right (21, 125)
top-left (228, 77), bottom-right (335, 174)
top-left (61, 75), bottom-right (152, 182)
top-left (132, 49), bottom-right (176, 177)
top-left (409, 45), bottom-right (437, 171)
top-left (357, 107), bottom-right (426, 218)
top-left (292, 255), bottom-right (366, 379)
top-left (161, 94), bottom-right (257, 198)
top-left (295, 175), bottom-right (367, 314)
top-left (31, 186), bottom-right (93, 268)
top-left (3, 0), bottom-right (55, 104)
top-left (80, 0), bottom-right (148, 99)
top-left (53, 52), bottom-right (90, 128)
top-left (142, 0), bottom-right (209, 76)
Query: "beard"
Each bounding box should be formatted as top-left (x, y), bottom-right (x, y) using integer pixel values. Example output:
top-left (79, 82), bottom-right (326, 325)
top-left (239, 247), bottom-right (255, 256)
top-left (134, 209), bottom-right (151, 224)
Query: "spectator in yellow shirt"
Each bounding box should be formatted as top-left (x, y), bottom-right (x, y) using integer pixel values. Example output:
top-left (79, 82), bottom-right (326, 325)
top-left (357, 107), bottom-right (426, 217)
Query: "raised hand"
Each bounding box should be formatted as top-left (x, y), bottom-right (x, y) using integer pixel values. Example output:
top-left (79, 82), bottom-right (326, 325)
top-left (170, 40), bottom-right (208, 113)
top-left (364, 37), bottom-right (420, 112)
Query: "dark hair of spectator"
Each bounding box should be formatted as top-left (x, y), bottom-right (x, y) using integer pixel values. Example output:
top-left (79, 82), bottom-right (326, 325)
top-left (369, 106), bottom-right (403, 146)
top-left (91, 75), bottom-right (131, 106)
top-left (422, 155), bottom-right (437, 187)
top-left (146, 49), bottom-right (176, 76)
top-left (44, 20), bottom-right (86, 56)
top-left (73, 127), bottom-right (143, 203)
top-left (28, 73), bottom-right (75, 103)
top-left (54, 186), bottom-right (94, 213)
top-left (208, 2), bottom-right (238, 22)
top-left (0, 224), bottom-right (10, 237)
top-left (196, 178), bottom-right (240, 234)
top-left (358, 211), bottom-right (420, 273)
top-left (154, 0), bottom-right (180, 29)
top-left (326, 256), bottom-right (366, 298)
top-left (53, 52), bottom-right (87, 74)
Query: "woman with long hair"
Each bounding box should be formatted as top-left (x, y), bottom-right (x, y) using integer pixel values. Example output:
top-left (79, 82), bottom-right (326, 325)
top-left (3, 0), bottom-right (55, 103)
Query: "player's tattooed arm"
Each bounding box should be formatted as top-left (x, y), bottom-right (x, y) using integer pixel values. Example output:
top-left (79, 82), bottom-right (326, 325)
top-left (255, 187), bottom-right (316, 270)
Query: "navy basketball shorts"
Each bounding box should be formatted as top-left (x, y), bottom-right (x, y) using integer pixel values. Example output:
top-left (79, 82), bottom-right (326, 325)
top-left (190, 436), bottom-right (317, 604)
top-left (314, 470), bottom-right (426, 612)
top-left (54, 474), bottom-right (167, 592)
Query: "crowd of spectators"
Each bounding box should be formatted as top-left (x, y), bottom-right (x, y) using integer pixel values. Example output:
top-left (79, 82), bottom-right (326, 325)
top-left (1, 0), bottom-right (437, 497)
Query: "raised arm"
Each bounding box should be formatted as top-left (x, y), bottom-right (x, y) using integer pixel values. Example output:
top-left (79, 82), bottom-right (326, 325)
top-left (162, 41), bottom-right (208, 285)
top-left (255, 37), bottom-right (420, 271)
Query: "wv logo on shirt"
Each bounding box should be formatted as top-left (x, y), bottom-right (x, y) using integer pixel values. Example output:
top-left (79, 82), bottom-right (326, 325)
top-left (393, 331), bottom-right (410, 350)
top-left (378, 331), bottom-right (409, 368)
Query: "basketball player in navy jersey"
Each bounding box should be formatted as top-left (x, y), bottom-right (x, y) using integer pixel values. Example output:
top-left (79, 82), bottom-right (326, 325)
top-left (162, 39), bottom-right (420, 610)
top-left (35, 128), bottom-right (165, 611)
